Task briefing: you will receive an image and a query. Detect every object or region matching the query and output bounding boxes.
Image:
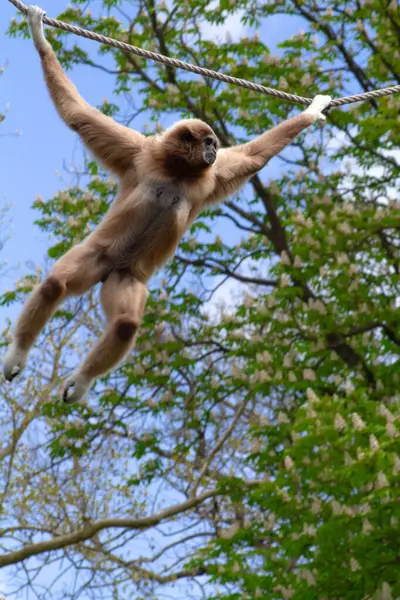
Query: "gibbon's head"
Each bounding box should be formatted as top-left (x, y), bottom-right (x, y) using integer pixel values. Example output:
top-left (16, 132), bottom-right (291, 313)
top-left (160, 119), bottom-right (220, 177)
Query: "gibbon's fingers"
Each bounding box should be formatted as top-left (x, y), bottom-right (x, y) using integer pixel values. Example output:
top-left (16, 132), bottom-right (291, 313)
top-left (63, 273), bottom-right (148, 404)
top-left (304, 94), bottom-right (332, 122)
top-left (27, 5), bottom-right (51, 53)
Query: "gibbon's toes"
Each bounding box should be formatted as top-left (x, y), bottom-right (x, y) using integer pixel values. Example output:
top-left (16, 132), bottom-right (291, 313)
top-left (4, 365), bottom-right (21, 383)
top-left (3, 342), bottom-right (27, 382)
top-left (63, 373), bottom-right (92, 404)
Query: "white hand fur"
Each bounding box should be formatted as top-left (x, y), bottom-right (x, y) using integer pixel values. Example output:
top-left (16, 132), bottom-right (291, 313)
top-left (304, 94), bottom-right (332, 122)
top-left (27, 5), bottom-right (51, 51)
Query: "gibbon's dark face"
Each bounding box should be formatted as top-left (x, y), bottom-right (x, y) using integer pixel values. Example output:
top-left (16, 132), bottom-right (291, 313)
top-left (163, 120), bottom-right (220, 176)
top-left (179, 127), bottom-right (219, 165)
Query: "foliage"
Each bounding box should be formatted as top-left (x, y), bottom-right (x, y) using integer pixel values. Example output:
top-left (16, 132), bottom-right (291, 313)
top-left (2, 0), bottom-right (400, 598)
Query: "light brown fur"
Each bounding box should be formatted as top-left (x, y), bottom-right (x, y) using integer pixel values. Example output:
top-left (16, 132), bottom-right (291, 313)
top-left (2, 6), bottom-right (331, 403)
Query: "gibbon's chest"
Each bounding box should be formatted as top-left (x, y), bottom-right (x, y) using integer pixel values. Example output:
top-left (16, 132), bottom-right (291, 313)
top-left (133, 177), bottom-right (208, 221)
top-left (140, 176), bottom-right (213, 207)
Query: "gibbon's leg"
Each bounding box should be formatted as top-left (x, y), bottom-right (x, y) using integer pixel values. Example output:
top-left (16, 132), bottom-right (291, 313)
top-left (3, 245), bottom-right (107, 382)
top-left (63, 271), bottom-right (148, 404)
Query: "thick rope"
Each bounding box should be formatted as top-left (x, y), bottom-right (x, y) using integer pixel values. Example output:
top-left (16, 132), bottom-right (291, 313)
top-left (8, 0), bottom-right (400, 108)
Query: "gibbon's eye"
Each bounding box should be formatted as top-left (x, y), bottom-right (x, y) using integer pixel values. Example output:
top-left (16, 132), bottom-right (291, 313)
top-left (181, 130), bottom-right (196, 143)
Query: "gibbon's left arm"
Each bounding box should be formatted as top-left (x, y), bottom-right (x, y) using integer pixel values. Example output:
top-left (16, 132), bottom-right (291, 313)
top-left (205, 94), bottom-right (331, 205)
top-left (27, 6), bottom-right (145, 177)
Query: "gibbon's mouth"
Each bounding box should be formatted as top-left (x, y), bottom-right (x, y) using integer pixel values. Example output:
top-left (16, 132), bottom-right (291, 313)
top-left (204, 150), bottom-right (217, 165)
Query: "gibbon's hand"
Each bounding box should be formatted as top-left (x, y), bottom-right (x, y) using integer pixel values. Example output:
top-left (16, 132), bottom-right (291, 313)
top-left (304, 94), bottom-right (332, 122)
top-left (27, 5), bottom-right (51, 52)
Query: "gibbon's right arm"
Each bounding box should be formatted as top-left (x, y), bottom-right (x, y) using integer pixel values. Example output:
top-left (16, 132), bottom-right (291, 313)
top-left (27, 5), bottom-right (145, 176)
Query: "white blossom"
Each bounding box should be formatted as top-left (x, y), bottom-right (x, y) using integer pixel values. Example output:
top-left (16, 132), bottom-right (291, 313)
top-left (280, 274), bottom-right (290, 287)
top-left (337, 222), bottom-right (352, 235)
top-left (303, 524), bottom-right (317, 536)
top-left (378, 405), bottom-right (395, 422)
top-left (257, 350), bottom-right (272, 364)
top-left (344, 451), bottom-right (353, 466)
top-left (376, 471), bottom-right (389, 489)
top-left (243, 293), bottom-right (254, 308)
top-left (344, 381), bottom-right (354, 395)
top-left (232, 562), bottom-right (241, 573)
top-left (369, 434), bottom-right (380, 452)
top-left (357, 449), bottom-right (365, 461)
top-left (294, 255), bottom-right (302, 268)
top-left (311, 497), bottom-right (321, 514)
top-left (381, 582), bottom-right (393, 600)
top-left (337, 252), bottom-right (350, 265)
top-left (231, 363), bottom-right (244, 379)
top-left (350, 557), bottom-right (361, 571)
top-left (348, 264), bottom-right (358, 275)
top-left (267, 295), bottom-right (277, 308)
top-left (351, 412), bottom-right (366, 430)
top-left (277, 411), bottom-right (290, 424)
top-left (300, 74), bottom-right (313, 87)
top-left (278, 76), bottom-right (289, 90)
top-left (275, 311), bottom-right (290, 323)
top-left (386, 422), bottom-right (398, 438)
top-left (335, 414), bottom-right (347, 431)
top-left (292, 211), bottom-right (306, 225)
top-left (307, 404), bottom-right (317, 419)
top-left (362, 519), bottom-right (373, 534)
top-left (284, 456), bottom-right (295, 470)
top-left (303, 369), bottom-right (316, 381)
top-left (393, 454), bottom-right (400, 475)
top-left (284, 354), bottom-right (293, 368)
top-left (264, 513), bottom-right (276, 530)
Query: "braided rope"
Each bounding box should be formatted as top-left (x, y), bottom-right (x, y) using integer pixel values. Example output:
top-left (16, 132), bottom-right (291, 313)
top-left (8, 0), bottom-right (400, 108)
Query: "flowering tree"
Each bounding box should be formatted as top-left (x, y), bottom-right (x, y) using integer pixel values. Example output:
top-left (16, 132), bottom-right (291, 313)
top-left (2, 0), bottom-right (400, 598)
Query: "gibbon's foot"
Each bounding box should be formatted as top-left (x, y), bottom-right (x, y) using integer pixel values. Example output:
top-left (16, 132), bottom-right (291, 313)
top-left (63, 372), bottom-right (93, 404)
top-left (3, 341), bottom-right (28, 382)
top-left (304, 94), bottom-right (332, 122)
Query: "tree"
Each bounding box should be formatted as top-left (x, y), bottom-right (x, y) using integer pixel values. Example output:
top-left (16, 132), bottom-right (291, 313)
top-left (2, 0), bottom-right (400, 598)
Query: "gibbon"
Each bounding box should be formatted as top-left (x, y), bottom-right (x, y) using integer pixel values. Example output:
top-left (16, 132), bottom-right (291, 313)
top-left (2, 5), bottom-right (332, 403)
